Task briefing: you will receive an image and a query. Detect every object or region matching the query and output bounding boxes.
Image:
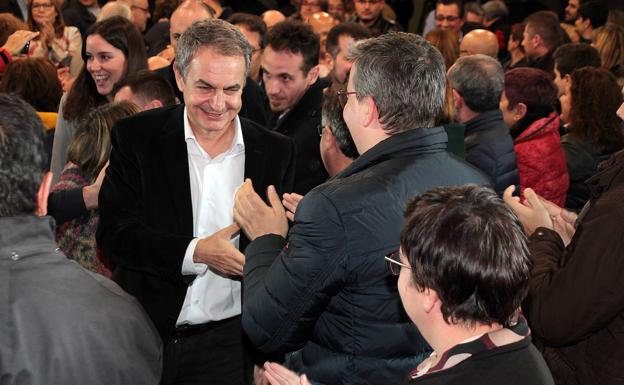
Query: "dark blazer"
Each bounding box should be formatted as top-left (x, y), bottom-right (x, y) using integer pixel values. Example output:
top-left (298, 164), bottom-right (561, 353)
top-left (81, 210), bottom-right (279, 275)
top-left (97, 104), bottom-right (295, 342)
top-left (270, 78), bottom-right (329, 194)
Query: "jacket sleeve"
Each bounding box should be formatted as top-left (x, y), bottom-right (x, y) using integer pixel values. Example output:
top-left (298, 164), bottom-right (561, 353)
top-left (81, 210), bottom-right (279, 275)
top-left (242, 190), bottom-right (346, 354)
top-left (96, 123), bottom-right (192, 283)
top-left (524, 198), bottom-right (624, 346)
top-left (50, 96), bottom-right (73, 185)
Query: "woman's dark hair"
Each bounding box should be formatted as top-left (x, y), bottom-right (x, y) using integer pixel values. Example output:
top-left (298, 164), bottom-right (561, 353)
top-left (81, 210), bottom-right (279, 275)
top-left (67, 101), bottom-right (139, 180)
top-left (28, 0), bottom-right (65, 37)
top-left (503, 67), bottom-right (557, 136)
top-left (63, 16), bottom-right (147, 123)
top-left (0, 57), bottom-right (63, 112)
top-left (568, 67), bottom-right (624, 153)
top-left (400, 185), bottom-right (531, 327)
top-left (509, 23), bottom-right (525, 53)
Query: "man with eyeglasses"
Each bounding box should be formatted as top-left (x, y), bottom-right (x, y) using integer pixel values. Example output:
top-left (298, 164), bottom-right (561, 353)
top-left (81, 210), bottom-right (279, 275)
top-left (120, 0), bottom-right (150, 32)
top-left (233, 32), bottom-right (489, 385)
top-left (434, 0), bottom-right (464, 35)
top-left (349, 0), bottom-right (403, 36)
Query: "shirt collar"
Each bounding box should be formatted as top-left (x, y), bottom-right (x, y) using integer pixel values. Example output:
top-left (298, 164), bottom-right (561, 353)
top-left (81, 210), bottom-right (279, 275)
top-left (183, 106), bottom-right (245, 158)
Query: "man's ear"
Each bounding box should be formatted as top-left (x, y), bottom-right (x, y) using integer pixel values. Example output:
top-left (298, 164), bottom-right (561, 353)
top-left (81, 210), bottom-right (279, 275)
top-left (306, 64), bottom-right (320, 86)
top-left (144, 99), bottom-right (164, 110)
top-left (532, 33), bottom-right (542, 49)
top-left (173, 64), bottom-right (185, 93)
top-left (361, 96), bottom-right (379, 128)
top-left (452, 89), bottom-right (463, 110)
top-left (36, 171), bottom-right (53, 217)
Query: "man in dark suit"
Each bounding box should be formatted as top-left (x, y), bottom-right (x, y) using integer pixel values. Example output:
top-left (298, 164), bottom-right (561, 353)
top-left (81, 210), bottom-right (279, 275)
top-left (97, 19), bottom-right (295, 385)
top-left (262, 20), bottom-right (329, 194)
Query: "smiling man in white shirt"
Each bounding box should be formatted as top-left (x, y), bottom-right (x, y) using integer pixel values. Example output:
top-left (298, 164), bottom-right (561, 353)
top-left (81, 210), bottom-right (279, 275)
top-left (97, 19), bottom-right (295, 385)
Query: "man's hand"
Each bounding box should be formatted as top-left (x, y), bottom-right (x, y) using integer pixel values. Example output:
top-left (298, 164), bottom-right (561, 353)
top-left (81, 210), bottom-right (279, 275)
top-left (193, 224), bottom-right (245, 276)
top-left (539, 197), bottom-right (578, 246)
top-left (282, 193), bottom-right (303, 222)
top-left (503, 186), bottom-right (553, 236)
top-left (2, 30), bottom-right (39, 56)
top-left (233, 179), bottom-right (288, 241)
top-left (263, 362), bottom-right (311, 385)
top-left (254, 365), bottom-right (270, 385)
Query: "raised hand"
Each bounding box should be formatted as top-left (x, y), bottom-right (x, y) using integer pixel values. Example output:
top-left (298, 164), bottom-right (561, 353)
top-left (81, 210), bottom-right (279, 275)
top-left (233, 179), bottom-right (288, 241)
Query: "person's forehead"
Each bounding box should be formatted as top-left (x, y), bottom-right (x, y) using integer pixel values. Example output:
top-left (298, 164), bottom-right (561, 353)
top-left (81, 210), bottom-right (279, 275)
top-left (236, 25), bottom-right (261, 46)
top-left (263, 46), bottom-right (306, 74)
top-left (436, 3), bottom-right (460, 16)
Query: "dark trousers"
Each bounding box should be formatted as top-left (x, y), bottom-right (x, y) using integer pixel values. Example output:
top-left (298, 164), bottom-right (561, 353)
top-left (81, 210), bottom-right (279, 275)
top-left (161, 316), bottom-right (250, 385)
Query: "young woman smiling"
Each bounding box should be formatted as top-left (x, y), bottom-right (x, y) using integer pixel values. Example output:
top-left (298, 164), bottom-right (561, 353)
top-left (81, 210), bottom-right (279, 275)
top-left (50, 16), bottom-right (147, 183)
top-left (48, 16), bottom-right (147, 225)
top-left (27, 0), bottom-right (83, 78)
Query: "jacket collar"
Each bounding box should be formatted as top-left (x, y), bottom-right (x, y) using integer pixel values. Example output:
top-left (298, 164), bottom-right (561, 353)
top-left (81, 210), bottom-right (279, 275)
top-left (272, 78), bottom-right (327, 131)
top-left (464, 110), bottom-right (504, 134)
top-left (587, 148), bottom-right (624, 199)
top-left (0, 216), bottom-right (59, 261)
top-left (514, 112), bottom-right (559, 143)
top-left (338, 126), bottom-right (448, 178)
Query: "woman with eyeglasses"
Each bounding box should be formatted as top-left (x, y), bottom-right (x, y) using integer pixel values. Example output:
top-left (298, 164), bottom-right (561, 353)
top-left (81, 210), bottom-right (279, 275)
top-left (27, 0), bottom-right (83, 78)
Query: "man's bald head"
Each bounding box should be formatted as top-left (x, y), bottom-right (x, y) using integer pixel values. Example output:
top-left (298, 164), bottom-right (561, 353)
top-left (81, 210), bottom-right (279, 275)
top-left (309, 12), bottom-right (337, 37)
top-left (169, 0), bottom-right (214, 51)
top-left (459, 29), bottom-right (499, 58)
top-left (262, 10), bottom-right (286, 28)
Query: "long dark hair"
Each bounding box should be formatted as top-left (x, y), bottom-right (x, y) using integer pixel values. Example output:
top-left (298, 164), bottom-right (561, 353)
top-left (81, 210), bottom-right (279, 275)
top-left (568, 67), bottom-right (624, 153)
top-left (63, 16), bottom-right (147, 123)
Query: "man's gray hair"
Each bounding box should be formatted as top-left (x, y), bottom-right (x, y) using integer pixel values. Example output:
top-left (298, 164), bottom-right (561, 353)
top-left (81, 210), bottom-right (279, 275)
top-left (482, 0), bottom-right (508, 22)
top-left (175, 19), bottom-right (252, 80)
top-left (347, 32), bottom-right (446, 134)
top-left (447, 54), bottom-right (504, 113)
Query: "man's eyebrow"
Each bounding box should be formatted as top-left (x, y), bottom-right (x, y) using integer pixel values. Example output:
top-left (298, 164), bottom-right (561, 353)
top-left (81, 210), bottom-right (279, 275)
top-left (195, 79), bottom-right (241, 91)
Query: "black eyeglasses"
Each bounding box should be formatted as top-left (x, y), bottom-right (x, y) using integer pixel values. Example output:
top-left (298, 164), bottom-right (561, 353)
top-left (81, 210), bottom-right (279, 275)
top-left (384, 250), bottom-right (410, 276)
top-left (337, 89), bottom-right (356, 108)
top-left (435, 14), bottom-right (460, 22)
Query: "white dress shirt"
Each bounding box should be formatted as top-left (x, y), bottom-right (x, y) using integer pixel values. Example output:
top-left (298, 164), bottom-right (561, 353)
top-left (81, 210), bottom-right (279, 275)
top-left (176, 108), bottom-right (245, 326)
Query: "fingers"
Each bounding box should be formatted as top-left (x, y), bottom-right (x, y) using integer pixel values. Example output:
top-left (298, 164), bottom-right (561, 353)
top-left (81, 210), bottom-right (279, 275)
top-left (524, 188), bottom-right (545, 211)
top-left (264, 362), bottom-right (300, 385)
top-left (218, 223), bottom-right (241, 239)
top-left (503, 185), bottom-right (524, 212)
top-left (267, 185), bottom-right (285, 215)
top-left (560, 209), bottom-right (578, 224)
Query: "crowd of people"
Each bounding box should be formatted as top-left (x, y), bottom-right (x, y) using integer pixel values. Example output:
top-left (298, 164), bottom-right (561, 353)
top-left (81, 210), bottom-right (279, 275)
top-left (1, 0), bottom-right (623, 384)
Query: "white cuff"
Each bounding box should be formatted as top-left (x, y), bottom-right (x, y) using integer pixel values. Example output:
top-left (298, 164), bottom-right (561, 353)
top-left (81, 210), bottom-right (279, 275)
top-left (181, 238), bottom-right (208, 276)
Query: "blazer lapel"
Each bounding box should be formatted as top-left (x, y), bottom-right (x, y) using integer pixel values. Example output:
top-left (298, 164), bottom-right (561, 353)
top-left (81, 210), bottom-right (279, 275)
top-left (242, 119), bottom-right (267, 196)
top-left (159, 106), bottom-right (194, 237)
